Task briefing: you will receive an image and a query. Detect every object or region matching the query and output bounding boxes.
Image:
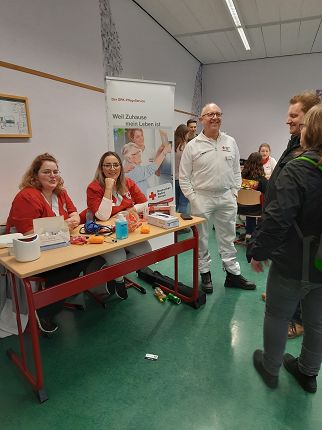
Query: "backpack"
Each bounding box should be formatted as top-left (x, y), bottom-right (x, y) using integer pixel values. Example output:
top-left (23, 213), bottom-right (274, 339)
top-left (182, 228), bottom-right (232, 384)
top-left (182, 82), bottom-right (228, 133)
top-left (294, 155), bottom-right (322, 277)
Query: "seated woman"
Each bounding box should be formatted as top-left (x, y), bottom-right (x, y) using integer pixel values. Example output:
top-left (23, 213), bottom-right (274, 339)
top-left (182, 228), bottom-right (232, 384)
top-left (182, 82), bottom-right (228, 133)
top-left (238, 152), bottom-right (268, 241)
top-left (86, 151), bottom-right (152, 299)
top-left (259, 143), bottom-right (277, 179)
top-left (6, 153), bottom-right (93, 334)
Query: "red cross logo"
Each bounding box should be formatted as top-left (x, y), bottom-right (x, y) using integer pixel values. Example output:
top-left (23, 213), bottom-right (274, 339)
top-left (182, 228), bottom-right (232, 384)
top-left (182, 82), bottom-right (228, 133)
top-left (149, 191), bottom-right (157, 201)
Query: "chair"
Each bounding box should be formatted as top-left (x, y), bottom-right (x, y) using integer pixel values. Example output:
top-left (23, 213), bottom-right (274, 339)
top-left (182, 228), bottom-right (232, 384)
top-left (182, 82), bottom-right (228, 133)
top-left (237, 188), bottom-right (262, 207)
top-left (236, 189), bottom-right (262, 244)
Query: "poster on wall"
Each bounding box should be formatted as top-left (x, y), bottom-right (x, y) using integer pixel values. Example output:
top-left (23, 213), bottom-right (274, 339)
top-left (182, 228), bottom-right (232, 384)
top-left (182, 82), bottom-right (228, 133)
top-left (0, 94), bottom-right (32, 138)
top-left (105, 77), bottom-right (175, 203)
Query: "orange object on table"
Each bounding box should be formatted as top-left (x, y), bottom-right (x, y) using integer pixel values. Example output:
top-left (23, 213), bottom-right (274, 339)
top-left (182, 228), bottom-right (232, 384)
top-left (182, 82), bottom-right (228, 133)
top-left (87, 236), bottom-right (104, 244)
top-left (140, 225), bottom-right (150, 234)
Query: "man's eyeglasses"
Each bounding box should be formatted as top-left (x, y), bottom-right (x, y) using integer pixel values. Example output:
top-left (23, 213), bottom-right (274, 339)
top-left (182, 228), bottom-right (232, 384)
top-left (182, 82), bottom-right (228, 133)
top-left (299, 123), bottom-right (307, 131)
top-left (102, 163), bottom-right (121, 169)
top-left (39, 170), bottom-right (60, 176)
top-left (201, 112), bottom-right (223, 119)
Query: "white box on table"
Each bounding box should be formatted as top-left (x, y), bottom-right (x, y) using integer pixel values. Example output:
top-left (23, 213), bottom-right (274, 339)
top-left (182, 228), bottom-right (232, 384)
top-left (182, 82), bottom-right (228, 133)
top-left (147, 212), bottom-right (179, 229)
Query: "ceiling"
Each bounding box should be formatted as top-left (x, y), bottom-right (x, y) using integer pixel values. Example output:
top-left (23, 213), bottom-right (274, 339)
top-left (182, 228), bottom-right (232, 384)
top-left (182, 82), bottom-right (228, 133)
top-left (133, 0), bottom-right (322, 64)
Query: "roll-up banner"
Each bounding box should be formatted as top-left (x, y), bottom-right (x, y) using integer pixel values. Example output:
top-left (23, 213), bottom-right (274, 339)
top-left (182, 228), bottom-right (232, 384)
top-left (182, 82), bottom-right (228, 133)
top-left (105, 77), bottom-right (175, 204)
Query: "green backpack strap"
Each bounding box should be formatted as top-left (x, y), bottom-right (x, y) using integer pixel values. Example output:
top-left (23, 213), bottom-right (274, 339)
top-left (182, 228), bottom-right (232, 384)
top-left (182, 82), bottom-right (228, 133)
top-left (296, 155), bottom-right (322, 172)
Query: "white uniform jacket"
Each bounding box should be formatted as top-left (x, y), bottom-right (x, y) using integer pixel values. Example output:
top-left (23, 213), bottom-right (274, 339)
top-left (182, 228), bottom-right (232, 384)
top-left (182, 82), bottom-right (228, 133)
top-left (179, 131), bottom-right (241, 202)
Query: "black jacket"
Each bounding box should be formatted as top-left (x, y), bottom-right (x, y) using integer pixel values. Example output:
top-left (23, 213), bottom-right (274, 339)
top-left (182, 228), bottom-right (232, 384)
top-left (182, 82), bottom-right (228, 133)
top-left (264, 134), bottom-right (301, 208)
top-left (247, 150), bottom-right (322, 283)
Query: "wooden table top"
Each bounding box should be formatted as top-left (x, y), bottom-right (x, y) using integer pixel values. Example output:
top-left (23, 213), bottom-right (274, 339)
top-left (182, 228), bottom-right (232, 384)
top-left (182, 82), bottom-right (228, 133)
top-left (0, 214), bottom-right (204, 278)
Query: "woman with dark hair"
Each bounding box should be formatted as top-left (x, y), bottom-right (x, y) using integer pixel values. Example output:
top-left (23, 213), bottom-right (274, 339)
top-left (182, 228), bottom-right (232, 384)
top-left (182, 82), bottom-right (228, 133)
top-left (238, 152), bottom-right (268, 240)
top-left (86, 151), bottom-right (152, 299)
top-left (258, 143), bottom-right (277, 179)
top-left (174, 124), bottom-right (189, 214)
top-left (6, 153), bottom-right (92, 334)
top-left (249, 104), bottom-right (322, 393)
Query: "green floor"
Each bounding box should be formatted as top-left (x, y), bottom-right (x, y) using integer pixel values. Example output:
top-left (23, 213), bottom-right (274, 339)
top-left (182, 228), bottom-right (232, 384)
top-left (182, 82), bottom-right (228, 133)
top-left (1, 228), bottom-right (322, 430)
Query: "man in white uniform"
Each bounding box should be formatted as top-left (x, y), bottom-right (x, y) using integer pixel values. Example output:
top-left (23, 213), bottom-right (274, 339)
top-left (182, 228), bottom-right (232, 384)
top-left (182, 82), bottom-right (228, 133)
top-left (179, 103), bottom-right (256, 293)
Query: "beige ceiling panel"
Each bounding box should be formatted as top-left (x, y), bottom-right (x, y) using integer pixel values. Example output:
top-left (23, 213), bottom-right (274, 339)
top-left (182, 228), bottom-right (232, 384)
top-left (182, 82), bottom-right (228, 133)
top-left (237, 0), bottom-right (260, 26)
top-left (134, 0), bottom-right (322, 63)
top-left (280, 0), bottom-right (322, 19)
top-left (245, 27), bottom-right (266, 57)
top-left (134, 0), bottom-right (200, 34)
top-left (281, 22), bottom-right (300, 55)
top-left (178, 34), bottom-right (226, 64)
top-left (208, 31), bottom-right (238, 61)
top-left (182, 0), bottom-right (233, 32)
top-left (224, 29), bottom-right (250, 61)
top-left (297, 19), bottom-right (321, 53)
top-left (262, 24), bottom-right (281, 56)
top-left (254, 0), bottom-right (280, 24)
top-left (312, 23), bottom-right (322, 51)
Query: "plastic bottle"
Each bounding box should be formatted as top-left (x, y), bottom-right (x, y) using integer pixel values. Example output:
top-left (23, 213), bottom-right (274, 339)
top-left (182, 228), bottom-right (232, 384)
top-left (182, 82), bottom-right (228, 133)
top-left (115, 213), bottom-right (129, 240)
top-left (142, 205), bottom-right (149, 221)
top-left (154, 287), bottom-right (167, 303)
top-left (167, 293), bottom-right (181, 305)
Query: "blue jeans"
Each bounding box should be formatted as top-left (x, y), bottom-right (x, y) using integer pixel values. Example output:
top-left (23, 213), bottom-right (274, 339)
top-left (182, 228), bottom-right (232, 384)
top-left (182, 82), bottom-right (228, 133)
top-left (175, 180), bottom-right (189, 213)
top-left (262, 263), bottom-right (322, 376)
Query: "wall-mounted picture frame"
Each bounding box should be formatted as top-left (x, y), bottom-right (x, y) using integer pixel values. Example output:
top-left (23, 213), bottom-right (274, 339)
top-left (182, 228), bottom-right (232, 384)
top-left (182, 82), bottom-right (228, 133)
top-left (0, 93), bottom-right (32, 138)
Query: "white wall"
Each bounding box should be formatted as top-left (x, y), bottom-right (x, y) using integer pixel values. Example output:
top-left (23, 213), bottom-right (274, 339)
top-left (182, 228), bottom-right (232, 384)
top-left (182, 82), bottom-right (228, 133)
top-left (0, 0), bottom-right (107, 219)
top-left (0, 0), bottom-right (200, 221)
top-left (203, 53), bottom-right (322, 159)
top-left (109, 0), bottom-right (200, 117)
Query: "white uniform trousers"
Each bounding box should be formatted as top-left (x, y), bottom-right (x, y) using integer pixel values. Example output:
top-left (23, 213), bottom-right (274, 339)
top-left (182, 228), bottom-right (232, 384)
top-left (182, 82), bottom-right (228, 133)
top-left (190, 189), bottom-right (240, 275)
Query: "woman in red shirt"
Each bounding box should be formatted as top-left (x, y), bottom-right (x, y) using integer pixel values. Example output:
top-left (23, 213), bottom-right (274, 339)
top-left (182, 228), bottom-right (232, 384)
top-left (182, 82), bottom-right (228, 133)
top-left (86, 151), bottom-right (152, 300)
top-left (6, 153), bottom-right (93, 335)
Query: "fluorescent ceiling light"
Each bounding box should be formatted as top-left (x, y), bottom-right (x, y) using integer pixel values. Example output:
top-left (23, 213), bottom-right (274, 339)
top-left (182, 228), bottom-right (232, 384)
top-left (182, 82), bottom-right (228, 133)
top-left (224, 0), bottom-right (241, 27)
top-left (224, 0), bottom-right (251, 51)
top-left (237, 27), bottom-right (251, 51)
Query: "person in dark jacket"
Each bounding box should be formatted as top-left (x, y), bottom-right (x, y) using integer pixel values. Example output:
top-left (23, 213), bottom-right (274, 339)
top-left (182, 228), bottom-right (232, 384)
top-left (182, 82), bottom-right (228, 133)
top-left (249, 104), bottom-right (322, 393)
top-left (260, 92), bottom-right (321, 338)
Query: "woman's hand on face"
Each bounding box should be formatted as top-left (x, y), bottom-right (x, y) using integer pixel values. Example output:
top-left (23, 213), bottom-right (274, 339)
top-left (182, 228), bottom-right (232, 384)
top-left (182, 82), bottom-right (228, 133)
top-left (105, 177), bottom-right (115, 189)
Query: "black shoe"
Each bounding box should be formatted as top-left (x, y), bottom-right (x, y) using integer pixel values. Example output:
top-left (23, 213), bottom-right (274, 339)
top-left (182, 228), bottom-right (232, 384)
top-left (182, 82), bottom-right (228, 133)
top-left (283, 353), bottom-right (317, 393)
top-left (224, 272), bottom-right (256, 290)
top-left (253, 350), bottom-right (278, 389)
top-left (105, 282), bottom-right (115, 296)
top-left (200, 272), bottom-right (213, 294)
top-left (115, 280), bottom-right (128, 300)
top-left (35, 312), bottom-right (58, 334)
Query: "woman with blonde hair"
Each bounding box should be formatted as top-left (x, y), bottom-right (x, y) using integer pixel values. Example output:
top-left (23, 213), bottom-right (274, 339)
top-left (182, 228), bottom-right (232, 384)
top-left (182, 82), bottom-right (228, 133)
top-left (86, 151), bottom-right (152, 300)
top-left (6, 153), bottom-right (91, 334)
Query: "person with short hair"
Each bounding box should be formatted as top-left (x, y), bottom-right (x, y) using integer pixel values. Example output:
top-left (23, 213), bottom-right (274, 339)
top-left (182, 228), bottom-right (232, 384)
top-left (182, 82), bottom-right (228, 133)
top-left (180, 103), bottom-right (256, 293)
top-left (258, 91), bottom-right (321, 338)
top-left (250, 103), bottom-right (322, 393)
top-left (186, 119), bottom-right (197, 141)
